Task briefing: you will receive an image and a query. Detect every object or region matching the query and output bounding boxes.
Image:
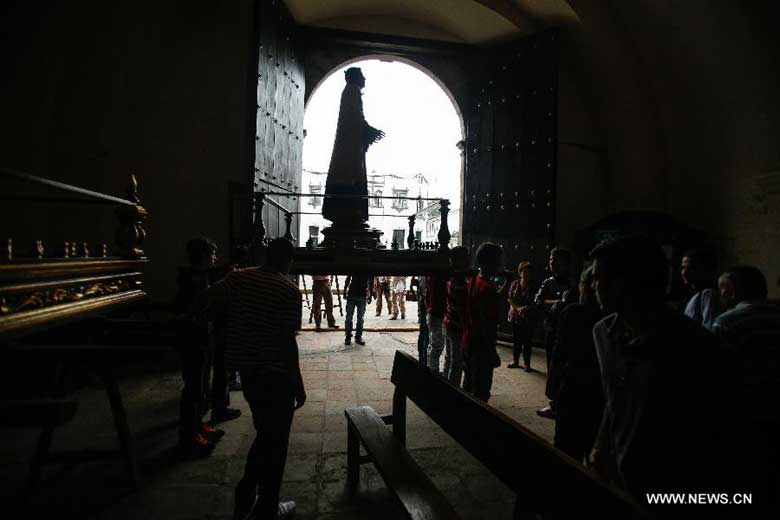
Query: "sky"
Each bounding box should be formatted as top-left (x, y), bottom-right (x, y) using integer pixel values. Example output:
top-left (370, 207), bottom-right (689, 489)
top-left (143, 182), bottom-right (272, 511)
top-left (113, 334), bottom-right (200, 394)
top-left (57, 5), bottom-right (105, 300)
top-left (302, 58), bottom-right (463, 209)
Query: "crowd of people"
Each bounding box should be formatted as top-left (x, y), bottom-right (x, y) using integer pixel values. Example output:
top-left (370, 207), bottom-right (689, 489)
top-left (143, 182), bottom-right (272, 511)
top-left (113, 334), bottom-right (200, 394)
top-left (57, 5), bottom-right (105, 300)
top-left (414, 237), bottom-right (779, 512)
top-left (175, 234), bottom-right (778, 518)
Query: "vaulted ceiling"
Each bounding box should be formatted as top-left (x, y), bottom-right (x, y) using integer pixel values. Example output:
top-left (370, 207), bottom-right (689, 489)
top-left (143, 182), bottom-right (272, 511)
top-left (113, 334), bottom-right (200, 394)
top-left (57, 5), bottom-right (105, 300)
top-left (284, 0), bottom-right (579, 44)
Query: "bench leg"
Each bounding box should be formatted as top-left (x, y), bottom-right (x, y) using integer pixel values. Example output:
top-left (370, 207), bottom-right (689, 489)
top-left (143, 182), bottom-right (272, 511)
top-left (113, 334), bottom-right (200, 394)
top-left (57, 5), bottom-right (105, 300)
top-left (102, 371), bottom-right (138, 489)
top-left (26, 423), bottom-right (55, 493)
top-left (346, 423), bottom-right (360, 493)
top-left (392, 389), bottom-right (406, 445)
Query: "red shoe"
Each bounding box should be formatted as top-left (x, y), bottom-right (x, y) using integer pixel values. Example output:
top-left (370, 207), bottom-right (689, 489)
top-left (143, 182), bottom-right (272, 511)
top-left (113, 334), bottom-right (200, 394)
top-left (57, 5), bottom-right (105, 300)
top-left (201, 422), bottom-right (225, 441)
top-left (178, 433), bottom-right (215, 458)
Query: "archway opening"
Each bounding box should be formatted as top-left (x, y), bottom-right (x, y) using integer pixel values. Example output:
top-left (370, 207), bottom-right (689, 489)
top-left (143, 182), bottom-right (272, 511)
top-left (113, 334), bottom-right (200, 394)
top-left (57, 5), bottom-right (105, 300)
top-left (301, 57), bottom-right (464, 249)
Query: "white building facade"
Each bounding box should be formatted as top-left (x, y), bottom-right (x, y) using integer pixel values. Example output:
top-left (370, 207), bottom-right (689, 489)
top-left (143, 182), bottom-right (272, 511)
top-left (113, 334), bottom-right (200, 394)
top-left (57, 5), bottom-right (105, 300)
top-left (299, 169), bottom-right (460, 249)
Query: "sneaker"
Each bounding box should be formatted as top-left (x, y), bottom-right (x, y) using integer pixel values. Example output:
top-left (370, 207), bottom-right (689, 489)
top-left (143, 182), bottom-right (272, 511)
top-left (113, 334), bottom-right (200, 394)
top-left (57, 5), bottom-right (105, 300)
top-left (328, 323), bottom-right (340, 329)
top-left (523, 365), bottom-right (532, 373)
top-left (389, 316), bottom-right (398, 320)
top-left (355, 337), bottom-right (365, 346)
top-left (536, 405), bottom-right (555, 419)
top-left (375, 312), bottom-right (381, 317)
top-left (315, 325), bottom-right (322, 332)
top-left (507, 362), bottom-right (521, 369)
top-left (401, 313), bottom-right (405, 319)
top-left (277, 500), bottom-right (296, 518)
top-left (344, 337), bottom-right (351, 346)
top-left (201, 422), bottom-right (225, 442)
top-left (213, 408), bottom-right (242, 423)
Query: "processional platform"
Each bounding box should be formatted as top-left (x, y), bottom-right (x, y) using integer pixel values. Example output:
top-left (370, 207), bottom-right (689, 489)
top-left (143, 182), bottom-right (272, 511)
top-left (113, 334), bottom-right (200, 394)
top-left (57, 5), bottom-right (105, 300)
top-left (252, 191), bottom-right (454, 275)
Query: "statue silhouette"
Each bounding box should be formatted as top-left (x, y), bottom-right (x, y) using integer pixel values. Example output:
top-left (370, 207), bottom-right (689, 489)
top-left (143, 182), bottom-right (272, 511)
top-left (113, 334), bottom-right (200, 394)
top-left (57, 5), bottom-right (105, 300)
top-left (322, 67), bottom-right (385, 230)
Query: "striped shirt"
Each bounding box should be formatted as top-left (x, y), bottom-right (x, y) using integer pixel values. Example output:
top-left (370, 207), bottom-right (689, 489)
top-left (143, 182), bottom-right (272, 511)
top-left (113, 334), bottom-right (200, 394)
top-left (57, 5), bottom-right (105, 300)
top-left (205, 267), bottom-right (302, 372)
top-left (443, 275), bottom-right (467, 332)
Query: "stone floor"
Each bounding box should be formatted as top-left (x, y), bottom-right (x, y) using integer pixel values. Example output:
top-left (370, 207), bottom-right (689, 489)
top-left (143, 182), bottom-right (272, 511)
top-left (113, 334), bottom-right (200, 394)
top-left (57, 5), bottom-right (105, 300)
top-left (1, 302), bottom-right (554, 519)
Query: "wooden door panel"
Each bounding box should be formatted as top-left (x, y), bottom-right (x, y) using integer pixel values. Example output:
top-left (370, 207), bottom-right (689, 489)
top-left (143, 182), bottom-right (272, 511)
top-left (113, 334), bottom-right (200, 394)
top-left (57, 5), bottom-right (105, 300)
top-left (463, 30), bottom-right (559, 275)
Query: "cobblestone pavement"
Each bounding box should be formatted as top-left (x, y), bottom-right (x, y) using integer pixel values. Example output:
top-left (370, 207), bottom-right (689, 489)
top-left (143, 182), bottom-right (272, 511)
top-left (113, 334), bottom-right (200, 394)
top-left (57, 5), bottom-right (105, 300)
top-left (2, 302), bottom-right (553, 519)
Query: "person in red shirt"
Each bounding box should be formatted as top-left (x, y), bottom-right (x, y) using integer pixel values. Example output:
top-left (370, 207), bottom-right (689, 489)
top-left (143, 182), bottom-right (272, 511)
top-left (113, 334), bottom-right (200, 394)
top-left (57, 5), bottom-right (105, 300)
top-left (463, 242), bottom-right (508, 402)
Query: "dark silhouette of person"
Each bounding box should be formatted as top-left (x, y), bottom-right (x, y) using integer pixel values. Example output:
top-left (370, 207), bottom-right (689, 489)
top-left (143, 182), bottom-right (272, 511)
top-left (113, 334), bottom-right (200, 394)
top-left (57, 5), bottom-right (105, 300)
top-left (198, 238), bottom-right (304, 520)
top-left (507, 260), bottom-right (537, 371)
top-left (174, 237), bottom-right (223, 457)
top-left (550, 265), bottom-right (603, 463)
top-left (588, 236), bottom-right (747, 516)
top-left (534, 247), bottom-right (575, 419)
top-left (713, 265), bottom-right (780, 510)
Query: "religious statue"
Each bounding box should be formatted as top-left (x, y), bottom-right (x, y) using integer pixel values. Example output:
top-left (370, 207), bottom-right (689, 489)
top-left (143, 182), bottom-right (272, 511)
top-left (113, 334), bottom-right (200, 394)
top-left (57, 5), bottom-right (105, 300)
top-left (321, 67), bottom-right (385, 247)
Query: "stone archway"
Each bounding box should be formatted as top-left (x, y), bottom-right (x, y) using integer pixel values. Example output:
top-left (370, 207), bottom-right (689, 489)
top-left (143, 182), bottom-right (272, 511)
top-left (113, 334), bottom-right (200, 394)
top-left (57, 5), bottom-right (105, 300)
top-left (301, 56), bottom-right (466, 249)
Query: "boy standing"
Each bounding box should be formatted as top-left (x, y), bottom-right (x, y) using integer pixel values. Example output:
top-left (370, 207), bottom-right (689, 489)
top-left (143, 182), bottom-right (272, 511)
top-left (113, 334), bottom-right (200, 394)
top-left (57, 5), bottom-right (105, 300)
top-left (175, 237), bottom-right (224, 457)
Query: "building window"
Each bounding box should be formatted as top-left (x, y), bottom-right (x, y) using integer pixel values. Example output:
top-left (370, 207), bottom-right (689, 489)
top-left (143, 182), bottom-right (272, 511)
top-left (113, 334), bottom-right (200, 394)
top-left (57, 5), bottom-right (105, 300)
top-left (392, 189), bottom-right (408, 211)
top-left (371, 189), bottom-right (383, 208)
top-left (392, 229), bottom-right (406, 248)
top-left (309, 184), bottom-right (322, 208)
top-left (308, 226), bottom-right (319, 246)
top-left (427, 218), bottom-right (440, 237)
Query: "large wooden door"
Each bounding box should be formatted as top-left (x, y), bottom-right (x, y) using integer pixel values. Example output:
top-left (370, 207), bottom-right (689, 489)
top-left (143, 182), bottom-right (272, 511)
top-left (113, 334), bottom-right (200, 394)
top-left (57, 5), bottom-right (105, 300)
top-left (462, 30), bottom-right (559, 274)
top-left (248, 0), bottom-right (305, 243)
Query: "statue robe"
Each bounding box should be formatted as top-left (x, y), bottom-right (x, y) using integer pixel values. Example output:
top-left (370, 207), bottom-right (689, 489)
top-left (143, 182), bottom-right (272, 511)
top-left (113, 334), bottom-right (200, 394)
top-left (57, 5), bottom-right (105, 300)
top-left (322, 83), bottom-right (369, 224)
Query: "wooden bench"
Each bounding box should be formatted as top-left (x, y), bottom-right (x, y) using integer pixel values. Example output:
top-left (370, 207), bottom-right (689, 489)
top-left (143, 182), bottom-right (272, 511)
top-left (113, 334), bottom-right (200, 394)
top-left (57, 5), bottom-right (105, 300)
top-left (345, 405), bottom-right (459, 519)
top-left (346, 351), bottom-right (649, 519)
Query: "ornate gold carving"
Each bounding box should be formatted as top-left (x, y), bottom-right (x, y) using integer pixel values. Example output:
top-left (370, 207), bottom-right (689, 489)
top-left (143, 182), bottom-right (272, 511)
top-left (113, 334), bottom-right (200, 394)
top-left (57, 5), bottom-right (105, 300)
top-left (115, 174), bottom-right (148, 259)
top-left (81, 242), bottom-right (90, 258)
top-left (35, 240), bottom-right (44, 260)
top-left (5, 239), bottom-right (12, 262)
top-left (100, 243), bottom-right (108, 257)
top-left (0, 290), bottom-right (146, 337)
top-left (63, 242), bottom-right (70, 259)
top-left (0, 278), bottom-right (133, 316)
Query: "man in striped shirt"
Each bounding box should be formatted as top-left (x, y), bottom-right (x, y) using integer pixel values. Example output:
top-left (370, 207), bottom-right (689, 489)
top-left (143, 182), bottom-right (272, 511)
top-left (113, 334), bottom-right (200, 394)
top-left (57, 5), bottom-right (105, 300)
top-left (200, 238), bottom-right (304, 520)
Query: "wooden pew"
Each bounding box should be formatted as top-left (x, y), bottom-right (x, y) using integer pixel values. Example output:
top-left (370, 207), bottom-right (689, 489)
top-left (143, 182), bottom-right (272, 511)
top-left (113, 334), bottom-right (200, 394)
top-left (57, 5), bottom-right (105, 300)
top-left (346, 351), bottom-right (649, 519)
top-left (345, 405), bottom-right (459, 519)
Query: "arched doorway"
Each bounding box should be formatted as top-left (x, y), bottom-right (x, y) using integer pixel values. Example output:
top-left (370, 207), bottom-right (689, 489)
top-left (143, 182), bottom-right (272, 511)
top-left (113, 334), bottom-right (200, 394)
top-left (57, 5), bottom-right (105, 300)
top-left (300, 57), bottom-right (465, 250)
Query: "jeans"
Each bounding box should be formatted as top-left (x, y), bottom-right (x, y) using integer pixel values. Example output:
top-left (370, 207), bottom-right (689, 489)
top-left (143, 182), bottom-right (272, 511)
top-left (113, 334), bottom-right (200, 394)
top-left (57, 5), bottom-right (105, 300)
top-left (179, 346), bottom-right (207, 443)
top-left (465, 351), bottom-right (497, 402)
top-left (417, 310), bottom-right (429, 366)
top-left (511, 320), bottom-right (534, 367)
top-left (443, 327), bottom-right (464, 387)
top-left (345, 296), bottom-right (367, 339)
top-left (212, 336), bottom-right (230, 413)
top-left (235, 370), bottom-right (295, 520)
top-left (426, 314), bottom-right (444, 373)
